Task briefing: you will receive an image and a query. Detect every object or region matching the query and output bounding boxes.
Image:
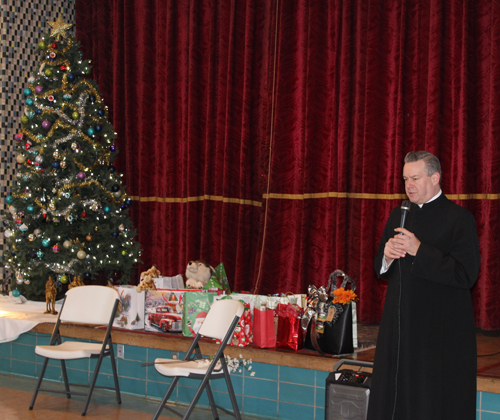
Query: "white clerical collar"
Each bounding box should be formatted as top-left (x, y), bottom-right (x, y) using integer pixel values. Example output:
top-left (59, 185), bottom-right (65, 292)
top-left (418, 189), bottom-right (442, 208)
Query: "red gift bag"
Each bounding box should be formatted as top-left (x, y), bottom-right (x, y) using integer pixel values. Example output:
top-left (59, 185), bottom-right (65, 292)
top-left (276, 303), bottom-right (303, 351)
top-left (253, 307), bottom-right (276, 348)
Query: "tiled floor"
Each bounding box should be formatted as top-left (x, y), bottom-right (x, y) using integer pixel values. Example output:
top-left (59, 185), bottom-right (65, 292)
top-left (0, 373), bottom-right (272, 420)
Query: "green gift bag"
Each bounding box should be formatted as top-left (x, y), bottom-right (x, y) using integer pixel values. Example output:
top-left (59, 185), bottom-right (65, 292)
top-left (204, 262), bottom-right (231, 294)
top-left (182, 291), bottom-right (218, 337)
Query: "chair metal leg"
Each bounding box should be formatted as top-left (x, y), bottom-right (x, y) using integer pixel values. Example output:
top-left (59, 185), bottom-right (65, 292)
top-left (82, 354), bottom-right (105, 416)
top-left (29, 357), bottom-right (49, 410)
top-left (183, 374), bottom-right (213, 420)
top-left (205, 381), bottom-right (220, 419)
top-left (60, 359), bottom-right (71, 398)
top-left (152, 376), bottom-right (180, 420)
top-left (109, 347), bottom-right (121, 404)
top-left (223, 365), bottom-right (242, 420)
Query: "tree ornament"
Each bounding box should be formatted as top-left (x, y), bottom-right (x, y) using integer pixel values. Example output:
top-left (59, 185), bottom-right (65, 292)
top-left (71, 142), bottom-right (79, 151)
top-left (37, 250), bottom-right (44, 258)
top-left (110, 145), bottom-right (116, 152)
top-left (59, 274), bottom-right (68, 284)
top-left (81, 211), bottom-right (87, 219)
top-left (71, 111), bottom-right (80, 120)
top-left (16, 154), bottom-right (26, 164)
top-left (109, 165), bottom-right (116, 173)
top-left (35, 85), bottom-right (44, 94)
top-left (25, 140), bottom-right (33, 149)
top-left (53, 150), bottom-right (60, 159)
top-left (66, 214), bottom-right (74, 223)
top-left (67, 73), bottom-right (75, 82)
top-left (52, 244), bottom-right (61, 253)
top-left (44, 68), bottom-right (53, 77)
top-left (118, 224), bottom-right (125, 232)
top-left (26, 98), bottom-right (34, 106)
top-left (51, 42), bottom-right (58, 49)
top-left (24, 279), bottom-right (30, 285)
top-left (42, 238), bottom-right (50, 247)
top-left (8, 205), bottom-right (16, 214)
top-left (42, 120), bottom-right (51, 129)
top-left (52, 161), bottom-right (60, 169)
top-left (27, 205), bottom-right (34, 213)
top-left (60, 160), bottom-right (67, 169)
top-left (77, 250), bottom-right (86, 259)
top-left (91, 203), bottom-right (99, 211)
top-left (76, 171), bottom-right (86, 180)
top-left (104, 206), bottom-right (110, 213)
top-left (87, 127), bottom-right (94, 136)
top-left (113, 190), bottom-right (122, 198)
top-left (14, 132), bottom-right (24, 141)
top-left (63, 93), bottom-right (72, 101)
top-left (94, 124), bottom-right (102, 132)
top-left (12, 289), bottom-right (21, 297)
top-left (48, 15), bottom-right (73, 41)
top-left (63, 240), bottom-right (72, 249)
top-left (35, 155), bottom-right (43, 164)
top-left (124, 198), bottom-right (132, 207)
top-left (23, 88), bottom-right (32, 96)
top-left (122, 250), bottom-right (127, 256)
top-left (35, 108), bottom-right (42, 115)
top-left (86, 235), bottom-right (92, 241)
top-left (38, 41), bottom-right (47, 50)
top-left (111, 184), bottom-right (120, 192)
top-left (4, 229), bottom-right (13, 238)
top-left (21, 115), bottom-right (29, 125)
top-left (60, 65), bottom-right (67, 71)
top-left (6, 195), bottom-right (14, 204)
top-left (28, 234), bottom-right (36, 242)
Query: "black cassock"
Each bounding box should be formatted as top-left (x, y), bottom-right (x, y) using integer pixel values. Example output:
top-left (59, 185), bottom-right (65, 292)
top-left (367, 194), bottom-right (480, 420)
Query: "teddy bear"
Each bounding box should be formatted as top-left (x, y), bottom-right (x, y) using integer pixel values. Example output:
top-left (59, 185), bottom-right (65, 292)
top-left (136, 274), bottom-right (157, 292)
top-left (136, 265), bottom-right (161, 292)
top-left (185, 260), bottom-right (214, 289)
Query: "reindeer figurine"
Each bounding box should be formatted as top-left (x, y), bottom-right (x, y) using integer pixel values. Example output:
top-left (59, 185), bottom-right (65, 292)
top-left (44, 276), bottom-right (58, 315)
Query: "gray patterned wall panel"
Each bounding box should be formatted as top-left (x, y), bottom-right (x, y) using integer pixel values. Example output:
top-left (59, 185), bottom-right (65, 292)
top-left (0, 1), bottom-right (75, 291)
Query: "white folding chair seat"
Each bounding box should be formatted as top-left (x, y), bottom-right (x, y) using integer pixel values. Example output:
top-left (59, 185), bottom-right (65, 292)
top-left (151, 298), bottom-right (244, 420)
top-left (35, 341), bottom-right (106, 359)
top-left (29, 285), bottom-right (121, 416)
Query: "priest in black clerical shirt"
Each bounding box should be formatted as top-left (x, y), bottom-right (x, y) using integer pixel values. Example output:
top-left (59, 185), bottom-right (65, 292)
top-left (367, 151), bottom-right (481, 420)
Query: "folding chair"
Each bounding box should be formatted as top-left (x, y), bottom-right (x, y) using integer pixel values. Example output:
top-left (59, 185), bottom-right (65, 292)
top-left (29, 285), bottom-right (121, 416)
top-left (151, 298), bottom-right (245, 420)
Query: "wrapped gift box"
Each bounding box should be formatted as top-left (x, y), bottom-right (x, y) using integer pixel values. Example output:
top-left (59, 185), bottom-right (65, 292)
top-left (113, 285), bottom-right (145, 330)
top-left (144, 289), bottom-right (189, 333)
top-left (154, 275), bottom-right (185, 289)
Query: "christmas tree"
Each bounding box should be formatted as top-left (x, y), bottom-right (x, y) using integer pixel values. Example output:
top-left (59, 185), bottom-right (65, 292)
top-left (2, 16), bottom-right (142, 300)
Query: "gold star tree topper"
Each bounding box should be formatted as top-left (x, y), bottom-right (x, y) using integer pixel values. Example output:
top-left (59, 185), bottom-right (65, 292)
top-left (48, 15), bottom-right (73, 41)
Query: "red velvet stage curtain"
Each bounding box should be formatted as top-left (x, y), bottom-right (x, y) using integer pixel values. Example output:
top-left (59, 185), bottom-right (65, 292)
top-left (75, 0), bottom-right (500, 330)
top-left (75, 0), bottom-right (275, 293)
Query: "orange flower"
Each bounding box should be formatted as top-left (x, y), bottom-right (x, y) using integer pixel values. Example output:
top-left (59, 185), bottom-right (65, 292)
top-left (332, 287), bottom-right (358, 305)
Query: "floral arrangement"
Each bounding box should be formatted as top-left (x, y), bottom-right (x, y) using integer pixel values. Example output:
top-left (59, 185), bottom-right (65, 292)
top-left (332, 287), bottom-right (358, 305)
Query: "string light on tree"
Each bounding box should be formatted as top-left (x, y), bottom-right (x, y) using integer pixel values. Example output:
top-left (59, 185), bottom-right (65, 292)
top-left (1, 16), bottom-right (142, 300)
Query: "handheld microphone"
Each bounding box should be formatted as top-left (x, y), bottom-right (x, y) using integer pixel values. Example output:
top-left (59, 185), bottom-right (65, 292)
top-left (400, 200), bottom-right (411, 230)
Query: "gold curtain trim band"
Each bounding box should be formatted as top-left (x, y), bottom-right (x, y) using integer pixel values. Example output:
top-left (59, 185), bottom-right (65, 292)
top-left (262, 192), bottom-right (500, 200)
top-left (128, 192), bottom-right (499, 206)
top-left (128, 195), bottom-right (263, 207)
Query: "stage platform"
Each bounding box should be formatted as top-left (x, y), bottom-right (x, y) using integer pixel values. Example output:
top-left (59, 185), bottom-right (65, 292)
top-left (29, 322), bottom-right (500, 394)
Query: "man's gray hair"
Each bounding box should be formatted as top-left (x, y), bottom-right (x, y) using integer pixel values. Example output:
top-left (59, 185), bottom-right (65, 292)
top-left (404, 151), bottom-right (441, 180)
